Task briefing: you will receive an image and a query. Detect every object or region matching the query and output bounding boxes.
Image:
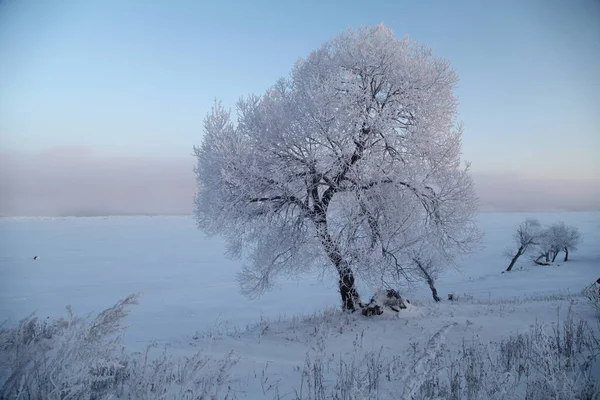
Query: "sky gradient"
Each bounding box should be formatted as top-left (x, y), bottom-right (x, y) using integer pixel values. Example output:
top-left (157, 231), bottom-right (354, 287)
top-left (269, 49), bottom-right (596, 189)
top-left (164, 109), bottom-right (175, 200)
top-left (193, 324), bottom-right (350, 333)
top-left (0, 0), bottom-right (598, 216)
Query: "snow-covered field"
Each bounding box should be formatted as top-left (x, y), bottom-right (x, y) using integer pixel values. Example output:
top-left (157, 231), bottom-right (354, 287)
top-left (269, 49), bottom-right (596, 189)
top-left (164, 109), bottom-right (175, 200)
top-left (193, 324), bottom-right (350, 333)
top-left (1, 212), bottom-right (599, 398)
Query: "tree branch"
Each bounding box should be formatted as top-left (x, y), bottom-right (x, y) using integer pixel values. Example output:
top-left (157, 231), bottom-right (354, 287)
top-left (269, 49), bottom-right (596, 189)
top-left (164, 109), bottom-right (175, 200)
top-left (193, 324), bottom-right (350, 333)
top-left (320, 126), bottom-right (372, 210)
top-left (248, 195), bottom-right (308, 214)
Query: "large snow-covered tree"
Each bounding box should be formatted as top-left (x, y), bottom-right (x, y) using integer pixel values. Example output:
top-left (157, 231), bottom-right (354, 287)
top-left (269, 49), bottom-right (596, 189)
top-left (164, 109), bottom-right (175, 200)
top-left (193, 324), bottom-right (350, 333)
top-left (194, 24), bottom-right (480, 311)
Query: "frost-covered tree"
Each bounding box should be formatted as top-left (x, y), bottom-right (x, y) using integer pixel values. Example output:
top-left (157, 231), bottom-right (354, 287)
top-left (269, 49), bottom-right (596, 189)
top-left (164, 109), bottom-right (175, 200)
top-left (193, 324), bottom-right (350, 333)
top-left (532, 228), bottom-right (553, 265)
top-left (194, 24), bottom-right (480, 311)
top-left (559, 224), bottom-right (581, 262)
top-left (505, 218), bottom-right (541, 272)
top-left (542, 222), bottom-right (582, 262)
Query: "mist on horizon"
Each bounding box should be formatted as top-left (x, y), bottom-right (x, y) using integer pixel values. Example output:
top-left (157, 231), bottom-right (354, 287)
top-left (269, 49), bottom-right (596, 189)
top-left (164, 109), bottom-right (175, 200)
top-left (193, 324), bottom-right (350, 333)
top-left (0, 148), bottom-right (598, 217)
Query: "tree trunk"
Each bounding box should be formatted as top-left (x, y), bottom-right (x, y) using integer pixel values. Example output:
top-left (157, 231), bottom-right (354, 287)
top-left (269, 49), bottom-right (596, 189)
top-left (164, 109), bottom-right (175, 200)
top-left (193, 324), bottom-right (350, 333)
top-left (551, 251), bottom-right (558, 263)
top-left (534, 254), bottom-right (550, 266)
top-left (427, 279), bottom-right (441, 302)
top-left (338, 266), bottom-right (360, 311)
top-left (414, 259), bottom-right (441, 302)
top-left (315, 219), bottom-right (361, 311)
top-left (506, 247), bottom-right (523, 272)
top-left (563, 248), bottom-right (569, 262)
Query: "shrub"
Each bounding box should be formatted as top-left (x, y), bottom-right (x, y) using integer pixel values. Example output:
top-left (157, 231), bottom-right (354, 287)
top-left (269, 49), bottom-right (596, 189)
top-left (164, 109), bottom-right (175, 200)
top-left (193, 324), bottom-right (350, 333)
top-left (582, 281), bottom-right (600, 320)
top-left (0, 295), bottom-right (139, 399)
top-left (0, 295), bottom-right (238, 400)
top-left (413, 308), bottom-right (600, 400)
top-left (292, 309), bottom-right (599, 399)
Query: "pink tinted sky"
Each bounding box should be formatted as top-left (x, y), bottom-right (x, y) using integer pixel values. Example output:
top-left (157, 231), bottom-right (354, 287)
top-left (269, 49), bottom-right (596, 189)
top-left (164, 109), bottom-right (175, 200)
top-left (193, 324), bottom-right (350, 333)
top-left (0, 1), bottom-right (598, 216)
top-left (0, 148), bottom-right (195, 217)
top-left (0, 147), bottom-right (598, 217)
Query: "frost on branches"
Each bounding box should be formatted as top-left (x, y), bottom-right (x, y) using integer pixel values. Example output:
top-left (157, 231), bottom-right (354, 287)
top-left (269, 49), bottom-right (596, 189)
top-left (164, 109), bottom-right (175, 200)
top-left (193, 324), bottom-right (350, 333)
top-left (193, 24), bottom-right (480, 311)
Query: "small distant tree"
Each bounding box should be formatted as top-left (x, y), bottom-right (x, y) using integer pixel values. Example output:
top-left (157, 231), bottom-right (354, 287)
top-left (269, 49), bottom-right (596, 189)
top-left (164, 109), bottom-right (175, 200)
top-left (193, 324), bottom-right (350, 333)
top-left (193, 24), bottom-right (480, 311)
top-left (561, 224), bottom-right (582, 261)
top-left (532, 228), bottom-right (552, 265)
top-left (505, 218), bottom-right (541, 272)
top-left (543, 222), bottom-right (582, 262)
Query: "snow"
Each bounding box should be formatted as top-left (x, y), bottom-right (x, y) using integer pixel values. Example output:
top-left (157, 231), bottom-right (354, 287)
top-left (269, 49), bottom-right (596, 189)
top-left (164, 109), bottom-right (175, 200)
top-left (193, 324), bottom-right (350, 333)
top-left (1, 212), bottom-right (599, 397)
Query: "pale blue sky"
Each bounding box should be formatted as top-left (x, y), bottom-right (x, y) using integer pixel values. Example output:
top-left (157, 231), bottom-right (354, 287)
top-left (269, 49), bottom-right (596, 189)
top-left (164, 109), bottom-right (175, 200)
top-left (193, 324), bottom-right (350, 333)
top-left (0, 0), bottom-right (599, 215)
